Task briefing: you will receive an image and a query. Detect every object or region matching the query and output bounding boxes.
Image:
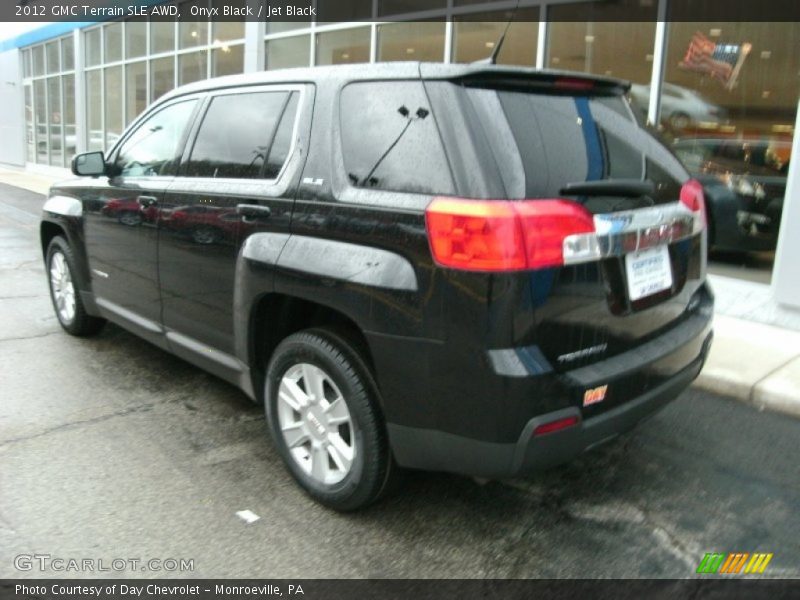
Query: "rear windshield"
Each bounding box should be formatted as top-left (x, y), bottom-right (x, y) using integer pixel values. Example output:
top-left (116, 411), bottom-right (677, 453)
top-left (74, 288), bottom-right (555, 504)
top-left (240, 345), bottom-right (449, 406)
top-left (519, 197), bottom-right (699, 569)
top-left (425, 82), bottom-right (689, 202)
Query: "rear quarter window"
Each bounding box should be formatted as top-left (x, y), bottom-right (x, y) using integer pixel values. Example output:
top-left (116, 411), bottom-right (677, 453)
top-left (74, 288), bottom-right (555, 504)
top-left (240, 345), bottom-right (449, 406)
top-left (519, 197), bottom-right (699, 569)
top-left (339, 81), bottom-right (455, 195)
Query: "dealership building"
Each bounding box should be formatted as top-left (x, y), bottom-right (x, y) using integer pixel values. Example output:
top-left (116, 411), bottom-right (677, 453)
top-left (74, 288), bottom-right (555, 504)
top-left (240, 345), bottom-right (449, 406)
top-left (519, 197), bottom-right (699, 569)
top-left (0, 0), bottom-right (798, 308)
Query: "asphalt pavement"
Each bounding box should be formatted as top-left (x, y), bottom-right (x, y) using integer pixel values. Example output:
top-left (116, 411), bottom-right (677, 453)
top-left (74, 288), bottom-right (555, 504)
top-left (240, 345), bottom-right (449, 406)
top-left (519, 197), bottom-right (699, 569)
top-left (1, 182), bottom-right (799, 579)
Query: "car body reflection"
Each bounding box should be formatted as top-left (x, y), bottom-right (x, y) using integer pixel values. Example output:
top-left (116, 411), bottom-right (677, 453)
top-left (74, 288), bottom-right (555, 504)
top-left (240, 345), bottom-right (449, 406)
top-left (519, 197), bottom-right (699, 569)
top-left (673, 137), bottom-right (790, 252)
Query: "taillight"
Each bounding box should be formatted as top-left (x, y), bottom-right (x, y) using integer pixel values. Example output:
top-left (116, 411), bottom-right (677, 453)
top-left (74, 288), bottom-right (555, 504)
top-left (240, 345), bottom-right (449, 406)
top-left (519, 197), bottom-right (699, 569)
top-left (532, 415), bottom-right (580, 437)
top-left (425, 197), bottom-right (595, 272)
top-left (424, 198), bottom-right (526, 271)
top-left (515, 201), bottom-right (596, 269)
top-left (680, 178), bottom-right (706, 229)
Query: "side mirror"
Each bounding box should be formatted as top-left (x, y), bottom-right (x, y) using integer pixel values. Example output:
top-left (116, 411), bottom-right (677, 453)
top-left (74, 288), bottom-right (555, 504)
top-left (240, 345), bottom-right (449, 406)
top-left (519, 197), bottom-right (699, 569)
top-left (71, 151), bottom-right (106, 177)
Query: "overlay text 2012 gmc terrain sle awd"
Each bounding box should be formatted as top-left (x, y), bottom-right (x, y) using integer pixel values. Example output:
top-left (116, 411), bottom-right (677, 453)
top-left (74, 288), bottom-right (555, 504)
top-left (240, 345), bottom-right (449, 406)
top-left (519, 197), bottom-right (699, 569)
top-left (40, 63), bottom-right (713, 510)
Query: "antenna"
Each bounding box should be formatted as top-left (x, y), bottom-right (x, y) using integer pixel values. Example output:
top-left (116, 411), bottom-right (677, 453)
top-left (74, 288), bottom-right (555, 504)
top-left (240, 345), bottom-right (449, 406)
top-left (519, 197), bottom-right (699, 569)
top-left (473, 0), bottom-right (522, 65)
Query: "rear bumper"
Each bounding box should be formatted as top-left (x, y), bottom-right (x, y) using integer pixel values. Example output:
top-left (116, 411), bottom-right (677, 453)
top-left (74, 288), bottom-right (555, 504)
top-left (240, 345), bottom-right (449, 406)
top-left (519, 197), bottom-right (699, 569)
top-left (387, 311), bottom-right (713, 479)
top-left (513, 338), bottom-right (708, 474)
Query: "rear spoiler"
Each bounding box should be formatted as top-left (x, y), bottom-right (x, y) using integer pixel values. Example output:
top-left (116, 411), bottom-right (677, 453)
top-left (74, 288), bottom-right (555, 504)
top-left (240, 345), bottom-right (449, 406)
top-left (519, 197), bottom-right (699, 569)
top-left (420, 65), bottom-right (630, 97)
top-left (456, 72), bottom-right (629, 97)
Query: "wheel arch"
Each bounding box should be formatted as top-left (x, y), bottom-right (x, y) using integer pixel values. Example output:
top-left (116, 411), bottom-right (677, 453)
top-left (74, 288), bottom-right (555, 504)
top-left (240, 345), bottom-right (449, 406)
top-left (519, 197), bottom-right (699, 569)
top-left (40, 220), bottom-right (67, 261)
top-left (248, 293), bottom-right (376, 404)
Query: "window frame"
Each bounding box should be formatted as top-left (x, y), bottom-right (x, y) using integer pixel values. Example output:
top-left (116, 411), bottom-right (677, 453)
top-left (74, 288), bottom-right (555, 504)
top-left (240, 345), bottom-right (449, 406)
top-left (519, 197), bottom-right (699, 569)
top-left (176, 84), bottom-right (307, 185)
top-left (107, 93), bottom-right (204, 179)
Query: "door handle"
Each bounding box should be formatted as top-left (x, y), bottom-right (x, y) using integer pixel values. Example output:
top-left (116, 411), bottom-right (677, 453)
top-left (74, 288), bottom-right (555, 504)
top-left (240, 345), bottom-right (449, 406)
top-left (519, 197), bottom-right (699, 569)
top-left (236, 204), bottom-right (271, 220)
top-left (137, 195), bottom-right (158, 208)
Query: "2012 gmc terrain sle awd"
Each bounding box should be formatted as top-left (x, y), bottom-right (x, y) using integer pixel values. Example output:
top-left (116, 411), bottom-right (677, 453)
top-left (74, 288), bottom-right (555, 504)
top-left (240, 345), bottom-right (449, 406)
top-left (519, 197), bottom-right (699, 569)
top-left (40, 63), bottom-right (713, 510)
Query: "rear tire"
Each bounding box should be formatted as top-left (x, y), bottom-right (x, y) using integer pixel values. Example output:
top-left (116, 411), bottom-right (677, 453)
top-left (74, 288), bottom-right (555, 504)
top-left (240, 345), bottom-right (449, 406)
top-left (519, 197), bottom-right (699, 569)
top-left (46, 236), bottom-right (105, 337)
top-left (265, 328), bottom-right (398, 510)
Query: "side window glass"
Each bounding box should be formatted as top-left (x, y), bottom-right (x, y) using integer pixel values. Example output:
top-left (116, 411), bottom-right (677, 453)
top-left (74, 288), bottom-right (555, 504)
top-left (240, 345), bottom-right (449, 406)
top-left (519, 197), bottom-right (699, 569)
top-left (339, 81), bottom-right (454, 195)
top-left (184, 90), bottom-right (295, 179)
top-left (264, 93), bottom-right (299, 179)
top-left (115, 100), bottom-right (197, 177)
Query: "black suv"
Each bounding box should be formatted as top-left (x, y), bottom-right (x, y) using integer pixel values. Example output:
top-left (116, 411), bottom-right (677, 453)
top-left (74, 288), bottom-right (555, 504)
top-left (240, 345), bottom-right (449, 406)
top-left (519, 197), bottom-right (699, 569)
top-left (40, 63), bottom-right (713, 510)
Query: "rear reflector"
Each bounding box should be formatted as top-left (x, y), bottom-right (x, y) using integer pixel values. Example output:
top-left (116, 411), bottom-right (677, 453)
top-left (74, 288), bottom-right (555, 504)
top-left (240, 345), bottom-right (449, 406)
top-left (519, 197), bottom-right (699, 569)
top-left (532, 415), bottom-right (580, 437)
top-left (425, 198), bottom-right (595, 271)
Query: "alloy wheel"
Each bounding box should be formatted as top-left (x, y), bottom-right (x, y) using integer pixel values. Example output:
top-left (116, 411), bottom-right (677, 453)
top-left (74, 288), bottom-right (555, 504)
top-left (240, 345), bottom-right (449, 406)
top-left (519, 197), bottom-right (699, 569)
top-left (50, 251), bottom-right (76, 324)
top-left (276, 363), bottom-right (355, 485)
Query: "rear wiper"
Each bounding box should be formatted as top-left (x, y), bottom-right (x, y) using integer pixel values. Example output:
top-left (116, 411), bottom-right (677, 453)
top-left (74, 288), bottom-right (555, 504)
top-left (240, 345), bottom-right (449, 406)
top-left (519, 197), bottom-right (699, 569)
top-left (560, 179), bottom-right (655, 198)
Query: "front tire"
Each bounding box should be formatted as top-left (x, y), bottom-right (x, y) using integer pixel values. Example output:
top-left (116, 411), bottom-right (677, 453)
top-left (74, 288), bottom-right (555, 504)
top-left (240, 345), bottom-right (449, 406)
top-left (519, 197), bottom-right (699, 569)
top-left (265, 328), bottom-right (397, 510)
top-left (46, 236), bottom-right (105, 337)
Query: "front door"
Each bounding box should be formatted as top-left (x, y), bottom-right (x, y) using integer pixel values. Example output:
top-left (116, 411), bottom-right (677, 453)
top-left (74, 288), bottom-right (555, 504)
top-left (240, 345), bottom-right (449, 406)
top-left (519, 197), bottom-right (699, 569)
top-left (82, 98), bottom-right (199, 336)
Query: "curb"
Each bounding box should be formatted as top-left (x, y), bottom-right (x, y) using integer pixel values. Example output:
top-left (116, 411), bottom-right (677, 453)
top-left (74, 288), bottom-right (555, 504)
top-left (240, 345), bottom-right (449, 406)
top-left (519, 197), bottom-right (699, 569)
top-left (0, 167), bottom-right (63, 196)
top-left (692, 314), bottom-right (800, 418)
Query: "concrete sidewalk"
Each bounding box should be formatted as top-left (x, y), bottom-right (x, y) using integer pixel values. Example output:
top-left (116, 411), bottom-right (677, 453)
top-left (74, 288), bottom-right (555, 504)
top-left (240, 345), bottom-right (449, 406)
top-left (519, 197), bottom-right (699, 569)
top-left (697, 271), bottom-right (800, 417)
top-left (2, 166), bottom-right (800, 418)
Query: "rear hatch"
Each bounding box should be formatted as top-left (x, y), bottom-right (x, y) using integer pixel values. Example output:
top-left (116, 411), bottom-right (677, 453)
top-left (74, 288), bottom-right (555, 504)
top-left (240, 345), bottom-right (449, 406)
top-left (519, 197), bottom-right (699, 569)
top-left (422, 67), bottom-right (707, 374)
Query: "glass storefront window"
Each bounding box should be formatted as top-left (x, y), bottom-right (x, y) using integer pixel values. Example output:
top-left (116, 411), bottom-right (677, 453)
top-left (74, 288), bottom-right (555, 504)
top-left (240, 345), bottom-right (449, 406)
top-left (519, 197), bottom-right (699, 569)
top-left (656, 22), bottom-right (798, 270)
top-left (105, 66), bottom-right (124, 148)
top-left (126, 21), bottom-right (147, 59)
top-left (212, 44), bottom-right (244, 77)
top-left (212, 20), bottom-right (245, 43)
top-left (86, 70), bottom-right (103, 151)
top-left (178, 50), bottom-right (208, 85)
top-left (453, 9), bottom-right (539, 65)
top-left (33, 45), bottom-right (45, 77)
top-left (126, 61), bottom-right (148, 125)
top-left (63, 74), bottom-right (76, 163)
top-left (85, 28), bottom-right (102, 67)
top-left (378, 22), bottom-right (445, 62)
top-left (24, 85), bottom-right (34, 162)
top-left (151, 56), bottom-right (175, 102)
top-left (46, 41), bottom-right (59, 74)
top-left (265, 36), bottom-right (311, 70)
top-left (61, 37), bottom-right (74, 71)
top-left (180, 23), bottom-right (208, 49)
top-left (22, 49), bottom-right (32, 78)
top-left (316, 28), bottom-right (370, 66)
top-left (658, 22), bottom-right (799, 140)
top-left (180, 1), bottom-right (209, 49)
top-left (547, 1), bottom-right (656, 84)
top-left (151, 22), bottom-right (175, 54)
top-left (34, 79), bottom-right (47, 162)
top-left (548, 20), bottom-right (656, 84)
top-left (104, 23), bottom-right (123, 63)
top-left (47, 76), bottom-right (63, 166)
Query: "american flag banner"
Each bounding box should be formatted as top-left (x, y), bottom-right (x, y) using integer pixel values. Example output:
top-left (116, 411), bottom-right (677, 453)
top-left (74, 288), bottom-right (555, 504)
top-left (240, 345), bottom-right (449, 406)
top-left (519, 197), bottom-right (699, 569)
top-left (678, 31), bottom-right (752, 90)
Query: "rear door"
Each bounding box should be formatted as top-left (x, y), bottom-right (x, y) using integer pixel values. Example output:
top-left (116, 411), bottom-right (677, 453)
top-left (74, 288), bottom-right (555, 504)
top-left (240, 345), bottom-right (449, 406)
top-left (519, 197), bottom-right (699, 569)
top-left (157, 85), bottom-right (307, 365)
top-left (426, 78), bottom-right (705, 370)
